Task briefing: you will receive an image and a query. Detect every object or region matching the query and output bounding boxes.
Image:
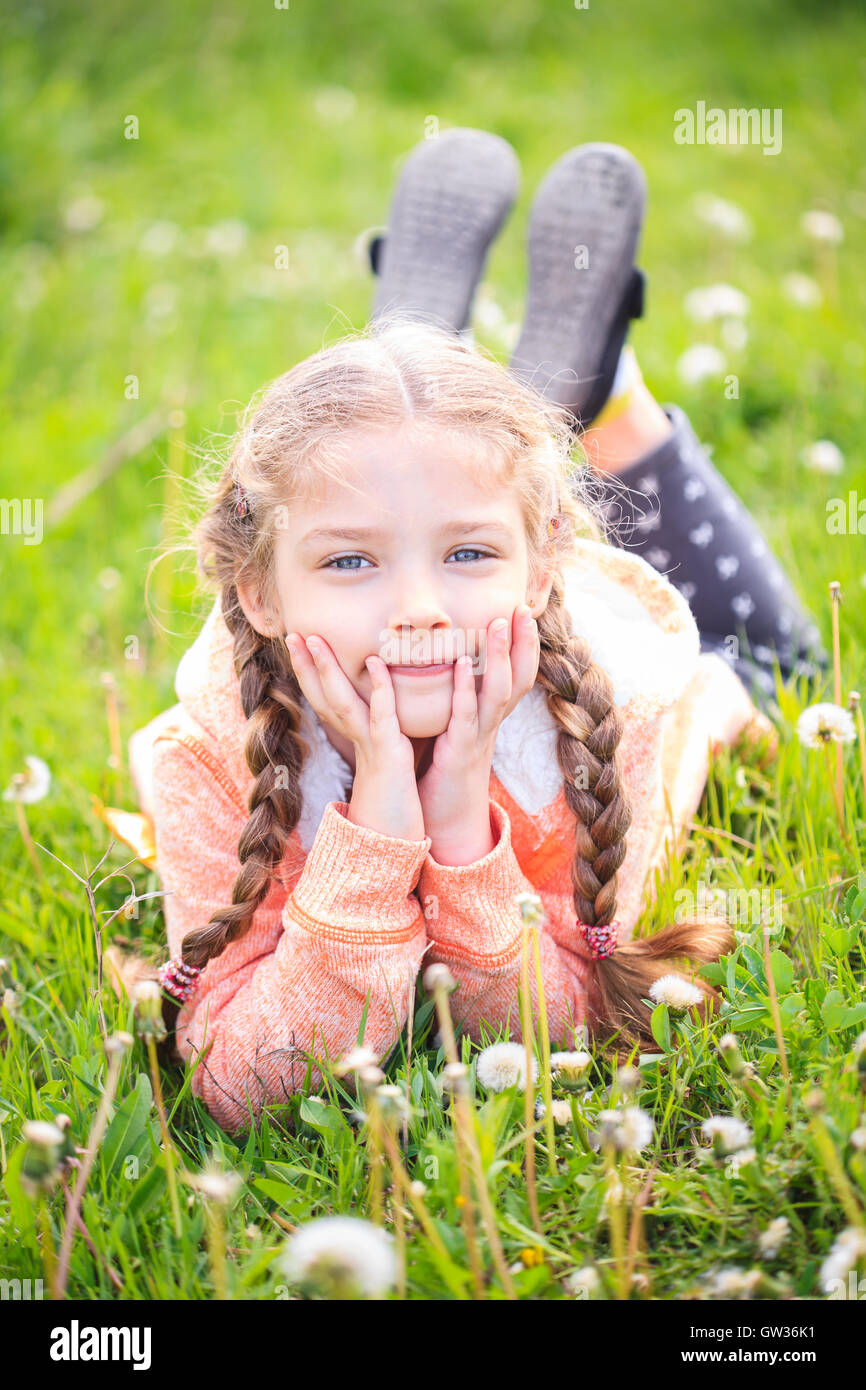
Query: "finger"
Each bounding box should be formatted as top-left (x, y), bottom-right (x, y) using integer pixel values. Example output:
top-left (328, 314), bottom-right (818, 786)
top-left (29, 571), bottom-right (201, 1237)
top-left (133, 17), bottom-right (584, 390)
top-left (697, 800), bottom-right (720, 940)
top-left (446, 653), bottom-right (480, 745)
top-left (285, 633), bottom-right (329, 710)
top-left (290, 634), bottom-right (369, 739)
top-left (508, 605), bottom-right (541, 706)
top-left (476, 616), bottom-right (513, 738)
top-left (364, 655), bottom-right (403, 744)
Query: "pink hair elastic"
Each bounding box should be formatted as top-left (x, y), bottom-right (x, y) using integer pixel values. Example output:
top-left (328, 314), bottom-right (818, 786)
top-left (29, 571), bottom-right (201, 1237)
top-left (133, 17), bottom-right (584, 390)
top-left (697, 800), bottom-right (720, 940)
top-left (577, 920), bottom-right (620, 961)
top-left (157, 957), bottom-right (201, 1003)
top-left (234, 481), bottom-right (250, 519)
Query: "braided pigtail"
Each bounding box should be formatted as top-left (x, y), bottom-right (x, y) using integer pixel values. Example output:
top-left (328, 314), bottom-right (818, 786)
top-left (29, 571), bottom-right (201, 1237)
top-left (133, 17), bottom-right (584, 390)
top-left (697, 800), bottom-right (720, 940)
top-left (180, 584), bottom-right (308, 971)
top-left (536, 573), bottom-right (734, 1058)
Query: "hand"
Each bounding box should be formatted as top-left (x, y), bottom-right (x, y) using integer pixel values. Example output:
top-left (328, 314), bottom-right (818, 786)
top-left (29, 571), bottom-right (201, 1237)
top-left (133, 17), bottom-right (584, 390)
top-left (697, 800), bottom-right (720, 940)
top-left (285, 633), bottom-right (426, 841)
top-left (416, 604), bottom-right (540, 856)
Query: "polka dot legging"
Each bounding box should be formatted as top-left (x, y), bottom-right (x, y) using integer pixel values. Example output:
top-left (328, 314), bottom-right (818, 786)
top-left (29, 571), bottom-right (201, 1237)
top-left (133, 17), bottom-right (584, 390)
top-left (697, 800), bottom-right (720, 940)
top-left (587, 404), bottom-right (828, 709)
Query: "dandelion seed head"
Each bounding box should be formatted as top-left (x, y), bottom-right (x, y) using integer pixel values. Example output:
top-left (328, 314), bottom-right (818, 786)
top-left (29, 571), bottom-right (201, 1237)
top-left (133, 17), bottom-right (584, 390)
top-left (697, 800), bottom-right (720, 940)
top-left (801, 209), bottom-right (843, 244)
top-left (782, 272), bottom-right (822, 308)
top-left (476, 1042), bottom-right (538, 1092)
top-left (280, 1216), bottom-right (397, 1298)
top-left (677, 343), bottom-right (727, 386)
top-left (684, 283), bottom-right (750, 322)
top-left (702, 1115), bottom-right (753, 1154)
top-left (819, 1226), bottom-right (866, 1292)
top-left (3, 755), bottom-right (51, 804)
top-left (709, 1266), bottom-right (762, 1298)
top-left (563, 1266), bottom-right (600, 1298)
top-left (758, 1216), bottom-right (790, 1258)
top-left (648, 973), bottom-right (705, 1011)
top-left (800, 440), bottom-right (844, 474)
top-left (796, 702), bottom-right (856, 748)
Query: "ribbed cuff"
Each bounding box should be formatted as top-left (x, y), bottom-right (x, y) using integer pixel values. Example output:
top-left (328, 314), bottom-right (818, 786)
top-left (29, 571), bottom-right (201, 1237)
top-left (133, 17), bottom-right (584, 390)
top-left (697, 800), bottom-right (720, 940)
top-left (419, 800), bottom-right (529, 963)
top-left (284, 800), bottom-right (432, 943)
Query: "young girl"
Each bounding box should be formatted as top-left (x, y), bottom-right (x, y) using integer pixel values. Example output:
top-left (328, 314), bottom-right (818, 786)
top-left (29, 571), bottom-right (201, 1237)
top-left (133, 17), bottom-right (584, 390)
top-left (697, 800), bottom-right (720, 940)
top-left (118, 313), bottom-right (778, 1137)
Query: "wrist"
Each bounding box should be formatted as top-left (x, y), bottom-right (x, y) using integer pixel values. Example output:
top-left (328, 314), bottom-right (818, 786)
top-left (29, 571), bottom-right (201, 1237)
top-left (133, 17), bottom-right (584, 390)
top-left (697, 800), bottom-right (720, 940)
top-left (427, 803), bottom-right (497, 866)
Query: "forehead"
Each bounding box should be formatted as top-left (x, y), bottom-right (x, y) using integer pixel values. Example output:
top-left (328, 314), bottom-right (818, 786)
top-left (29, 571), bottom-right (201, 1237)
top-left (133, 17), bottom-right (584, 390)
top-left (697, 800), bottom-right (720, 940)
top-left (292, 420), bottom-right (517, 520)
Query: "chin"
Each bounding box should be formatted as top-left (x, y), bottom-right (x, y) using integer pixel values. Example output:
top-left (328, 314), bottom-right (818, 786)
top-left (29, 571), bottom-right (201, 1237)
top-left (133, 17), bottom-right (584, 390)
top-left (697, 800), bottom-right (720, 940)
top-left (393, 698), bottom-right (453, 739)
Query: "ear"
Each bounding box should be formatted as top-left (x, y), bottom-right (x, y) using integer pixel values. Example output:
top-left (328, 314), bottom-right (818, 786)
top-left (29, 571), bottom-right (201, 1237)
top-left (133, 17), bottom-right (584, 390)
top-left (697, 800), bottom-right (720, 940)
top-left (235, 578), bottom-right (283, 638)
top-left (526, 564), bottom-right (555, 620)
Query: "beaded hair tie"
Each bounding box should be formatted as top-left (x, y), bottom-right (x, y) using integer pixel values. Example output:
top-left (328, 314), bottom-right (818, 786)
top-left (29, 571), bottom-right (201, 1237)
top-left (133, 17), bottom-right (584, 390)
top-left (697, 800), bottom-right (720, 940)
top-left (157, 957), bottom-right (202, 1003)
top-left (234, 481), bottom-right (250, 519)
top-left (577, 920), bottom-right (620, 961)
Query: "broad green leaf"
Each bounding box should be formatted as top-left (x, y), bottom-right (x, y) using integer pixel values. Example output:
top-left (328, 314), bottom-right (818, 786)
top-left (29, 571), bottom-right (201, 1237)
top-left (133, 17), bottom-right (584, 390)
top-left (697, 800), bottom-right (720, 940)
top-left (768, 950), bottom-right (794, 994)
top-left (650, 1002), bottom-right (671, 1052)
top-left (102, 1072), bottom-right (153, 1177)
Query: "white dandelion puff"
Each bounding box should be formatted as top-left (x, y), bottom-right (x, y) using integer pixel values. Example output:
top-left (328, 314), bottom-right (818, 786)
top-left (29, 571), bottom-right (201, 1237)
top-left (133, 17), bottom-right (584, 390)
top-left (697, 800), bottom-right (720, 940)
top-left (693, 193), bottom-right (753, 242)
top-left (280, 1216), bottom-right (396, 1299)
top-left (801, 209), bottom-right (843, 244)
top-left (796, 703), bottom-right (856, 749)
top-left (3, 756), bottom-right (51, 804)
top-left (648, 974), bottom-right (705, 1012)
top-left (62, 192), bottom-right (105, 233)
top-left (476, 1042), bottom-right (538, 1093)
top-left (677, 343), bottom-right (727, 387)
top-left (782, 272), bottom-right (822, 308)
top-left (702, 1115), bottom-right (753, 1155)
top-left (726, 1146), bottom-right (758, 1177)
top-left (801, 440), bottom-right (844, 474)
top-left (819, 1226), bottom-right (866, 1293)
top-left (204, 219), bottom-right (249, 257)
top-left (684, 284), bottom-right (750, 322)
top-left (563, 1266), bottom-right (601, 1298)
top-left (708, 1266), bottom-right (762, 1299)
top-left (758, 1216), bottom-right (790, 1258)
top-left (597, 1105), bottom-right (654, 1154)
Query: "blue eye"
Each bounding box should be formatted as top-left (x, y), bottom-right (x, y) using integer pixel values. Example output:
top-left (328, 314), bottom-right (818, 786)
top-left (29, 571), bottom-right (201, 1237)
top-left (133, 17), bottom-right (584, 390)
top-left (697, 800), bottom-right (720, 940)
top-left (324, 555), bottom-right (372, 571)
top-left (448, 548), bottom-right (492, 563)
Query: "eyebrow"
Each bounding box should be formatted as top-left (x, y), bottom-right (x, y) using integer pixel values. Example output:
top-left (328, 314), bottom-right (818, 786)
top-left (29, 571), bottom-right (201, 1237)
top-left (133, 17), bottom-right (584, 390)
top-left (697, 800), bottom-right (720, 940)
top-left (300, 520), bottom-right (515, 546)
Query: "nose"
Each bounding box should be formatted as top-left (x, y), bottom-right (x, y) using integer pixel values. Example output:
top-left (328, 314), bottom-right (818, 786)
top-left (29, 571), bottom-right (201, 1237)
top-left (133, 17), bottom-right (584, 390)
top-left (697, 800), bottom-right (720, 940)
top-left (386, 575), bottom-right (451, 637)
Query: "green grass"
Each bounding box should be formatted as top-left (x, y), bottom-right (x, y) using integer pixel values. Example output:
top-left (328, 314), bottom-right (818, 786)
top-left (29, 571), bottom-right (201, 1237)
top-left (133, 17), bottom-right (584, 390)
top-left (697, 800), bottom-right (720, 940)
top-left (1, 0), bottom-right (865, 1300)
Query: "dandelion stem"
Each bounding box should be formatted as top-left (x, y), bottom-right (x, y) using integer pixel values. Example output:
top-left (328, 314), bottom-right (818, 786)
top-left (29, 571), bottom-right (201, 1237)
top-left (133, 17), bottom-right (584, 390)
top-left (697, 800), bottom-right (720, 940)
top-left (379, 1124), bottom-right (460, 1280)
top-left (204, 1201), bottom-right (228, 1300)
top-left (365, 1093), bottom-right (386, 1227)
top-left (36, 1196), bottom-right (58, 1292)
top-left (821, 739), bottom-right (848, 845)
top-left (831, 583), bottom-right (844, 822)
top-left (762, 924), bottom-right (791, 1111)
top-left (519, 920), bottom-right (542, 1235)
top-left (431, 981), bottom-right (516, 1298)
top-left (15, 800), bottom-right (43, 880)
top-left (853, 702), bottom-right (866, 808)
top-left (809, 1112), bottom-right (865, 1229)
top-left (530, 924), bottom-right (557, 1177)
top-left (146, 1035), bottom-right (182, 1238)
top-left (624, 1164), bottom-right (657, 1297)
top-left (52, 1041), bottom-right (125, 1299)
top-left (603, 1145), bottom-right (628, 1300)
top-left (58, 1174), bottom-right (124, 1291)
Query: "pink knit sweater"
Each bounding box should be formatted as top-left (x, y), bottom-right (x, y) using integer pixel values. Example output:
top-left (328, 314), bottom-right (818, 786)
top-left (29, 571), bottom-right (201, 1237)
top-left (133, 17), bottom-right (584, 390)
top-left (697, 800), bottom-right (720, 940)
top-left (128, 538), bottom-right (761, 1134)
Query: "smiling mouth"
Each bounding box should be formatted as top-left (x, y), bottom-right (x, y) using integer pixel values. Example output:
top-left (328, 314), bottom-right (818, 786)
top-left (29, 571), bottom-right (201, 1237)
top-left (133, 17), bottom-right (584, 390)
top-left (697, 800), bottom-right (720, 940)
top-left (385, 661), bottom-right (456, 675)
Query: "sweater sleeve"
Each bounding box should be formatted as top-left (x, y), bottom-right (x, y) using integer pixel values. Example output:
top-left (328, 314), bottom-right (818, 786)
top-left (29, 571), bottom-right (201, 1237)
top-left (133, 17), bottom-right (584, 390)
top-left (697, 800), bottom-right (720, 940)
top-left (151, 737), bottom-right (431, 1134)
top-left (417, 798), bottom-right (590, 1048)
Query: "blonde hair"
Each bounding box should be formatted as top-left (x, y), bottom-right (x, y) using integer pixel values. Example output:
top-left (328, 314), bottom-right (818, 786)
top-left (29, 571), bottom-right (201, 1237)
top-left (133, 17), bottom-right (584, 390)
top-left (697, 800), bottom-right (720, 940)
top-left (128, 315), bottom-right (731, 1059)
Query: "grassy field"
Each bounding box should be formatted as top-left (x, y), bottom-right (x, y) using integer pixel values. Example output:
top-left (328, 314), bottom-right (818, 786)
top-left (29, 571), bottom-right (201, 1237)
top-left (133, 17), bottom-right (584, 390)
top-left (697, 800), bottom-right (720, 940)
top-left (1, 0), bottom-right (865, 1302)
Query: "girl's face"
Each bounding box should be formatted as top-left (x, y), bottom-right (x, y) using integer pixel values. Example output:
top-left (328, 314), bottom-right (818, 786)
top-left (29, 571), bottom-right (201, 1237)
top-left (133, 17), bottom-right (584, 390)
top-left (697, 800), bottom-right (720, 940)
top-left (238, 421), bottom-right (553, 758)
